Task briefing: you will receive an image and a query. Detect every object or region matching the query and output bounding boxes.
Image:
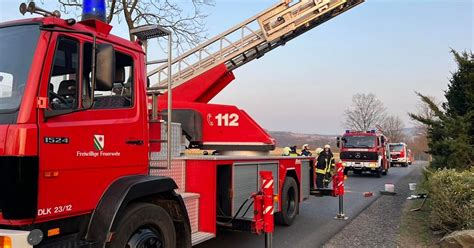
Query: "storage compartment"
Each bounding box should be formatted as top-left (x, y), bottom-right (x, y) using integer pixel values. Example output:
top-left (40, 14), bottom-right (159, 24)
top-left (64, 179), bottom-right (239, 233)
top-left (216, 165), bottom-right (232, 217)
top-left (232, 162), bottom-right (278, 219)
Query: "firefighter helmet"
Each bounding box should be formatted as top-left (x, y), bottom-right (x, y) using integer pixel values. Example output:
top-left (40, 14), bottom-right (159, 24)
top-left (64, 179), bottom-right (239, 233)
top-left (282, 147), bottom-right (291, 156)
top-left (315, 147), bottom-right (323, 155)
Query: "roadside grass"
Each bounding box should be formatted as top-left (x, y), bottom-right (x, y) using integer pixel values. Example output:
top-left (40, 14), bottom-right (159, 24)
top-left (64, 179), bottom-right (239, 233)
top-left (398, 165), bottom-right (442, 247)
top-left (398, 196), bottom-right (442, 247)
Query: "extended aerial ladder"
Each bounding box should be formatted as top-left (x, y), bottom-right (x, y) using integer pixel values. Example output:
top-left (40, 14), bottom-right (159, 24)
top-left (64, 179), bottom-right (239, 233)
top-left (140, 0), bottom-right (364, 152)
top-left (148, 0), bottom-right (363, 97)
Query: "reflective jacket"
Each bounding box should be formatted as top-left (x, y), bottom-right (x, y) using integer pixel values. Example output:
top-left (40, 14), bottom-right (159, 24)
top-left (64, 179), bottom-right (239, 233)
top-left (315, 151), bottom-right (335, 174)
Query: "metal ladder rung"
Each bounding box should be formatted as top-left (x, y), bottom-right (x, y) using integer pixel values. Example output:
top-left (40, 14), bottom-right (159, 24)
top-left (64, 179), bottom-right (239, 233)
top-left (147, 59), bottom-right (168, 65)
top-left (156, 36), bottom-right (265, 87)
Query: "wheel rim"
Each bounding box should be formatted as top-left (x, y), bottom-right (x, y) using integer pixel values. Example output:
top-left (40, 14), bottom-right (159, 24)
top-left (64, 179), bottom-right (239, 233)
top-left (285, 186), bottom-right (296, 216)
top-left (127, 227), bottom-right (164, 248)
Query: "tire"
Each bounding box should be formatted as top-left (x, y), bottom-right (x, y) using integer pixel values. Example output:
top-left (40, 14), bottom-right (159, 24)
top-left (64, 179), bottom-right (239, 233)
top-left (381, 161), bottom-right (388, 175)
top-left (275, 177), bottom-right (299, 226)
top-left (108, 203), bottom-right (176, 248)
top-left (402, 163), bottom-right (408, 167)
top-left (375, 169), bottom-right (382, 178)
top-left (343, 168), bottom-right (348, 176)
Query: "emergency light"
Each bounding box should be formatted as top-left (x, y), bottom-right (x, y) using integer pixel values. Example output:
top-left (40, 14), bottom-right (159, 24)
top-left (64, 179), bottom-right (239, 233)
top-left (82, 0), bottom-right (106, 22)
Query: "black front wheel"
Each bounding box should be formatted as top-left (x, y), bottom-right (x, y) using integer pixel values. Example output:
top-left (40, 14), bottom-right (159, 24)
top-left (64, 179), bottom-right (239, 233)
top-left (375, 168), bottom-right (382, 178)
top-left (108, 203), bottom-right (176, 248)
top-left (275, 177), bottom-right (299, 226)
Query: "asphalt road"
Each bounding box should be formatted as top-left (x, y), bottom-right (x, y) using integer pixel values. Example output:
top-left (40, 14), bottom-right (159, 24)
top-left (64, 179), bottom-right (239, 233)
top-left (196, 161), bottom-right (426, 248)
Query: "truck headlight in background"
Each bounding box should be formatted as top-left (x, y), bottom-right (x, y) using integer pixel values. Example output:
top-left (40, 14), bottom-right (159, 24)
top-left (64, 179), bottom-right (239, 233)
top-left (369, 163), bottom-right (377, 168)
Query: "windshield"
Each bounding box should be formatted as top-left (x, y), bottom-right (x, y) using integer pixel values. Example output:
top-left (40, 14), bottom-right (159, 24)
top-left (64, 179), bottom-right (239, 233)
top-left (0, 24), bottom-right (40, 114)
top-left (343, 136), bottom-right (376, 148)
top-left (389, 144), bottom-right (404, 152)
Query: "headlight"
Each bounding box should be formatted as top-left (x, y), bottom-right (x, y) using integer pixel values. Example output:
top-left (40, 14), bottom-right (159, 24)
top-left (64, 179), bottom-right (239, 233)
top-left (369, 163), bottom-right (377, 167)
top-left (342, 162), bottom-right (347, 167)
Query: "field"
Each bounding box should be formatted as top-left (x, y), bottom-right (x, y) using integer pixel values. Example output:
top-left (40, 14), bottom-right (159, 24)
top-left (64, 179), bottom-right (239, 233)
top-left (185, 147), bottom-right (340, 161)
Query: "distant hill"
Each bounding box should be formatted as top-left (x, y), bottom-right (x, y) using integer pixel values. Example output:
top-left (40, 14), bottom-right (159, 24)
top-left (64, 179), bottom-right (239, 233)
top-left (268, 131), bottom-right (337, 149)
top-left (269, 127), bottom-right (418, 150)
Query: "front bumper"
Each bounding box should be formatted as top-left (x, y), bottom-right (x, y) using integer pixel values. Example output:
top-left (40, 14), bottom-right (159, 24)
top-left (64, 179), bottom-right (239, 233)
top-left (343, 161), bottom-right (380, 171)
top-left (391, 158), bottom-right (407, 163)
top-left (0, 229), bottom-right (32, 248)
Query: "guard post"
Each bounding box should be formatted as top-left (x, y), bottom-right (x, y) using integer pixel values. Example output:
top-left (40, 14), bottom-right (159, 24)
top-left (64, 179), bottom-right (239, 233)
top-left (260, 171), bottom-right (274, 248)
top-left (333, 162), bottom-right (348, 220)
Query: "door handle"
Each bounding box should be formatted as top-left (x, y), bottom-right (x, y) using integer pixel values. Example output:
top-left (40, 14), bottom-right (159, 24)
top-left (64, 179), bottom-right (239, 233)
top-left (126, 140), bottom-right (144, 145)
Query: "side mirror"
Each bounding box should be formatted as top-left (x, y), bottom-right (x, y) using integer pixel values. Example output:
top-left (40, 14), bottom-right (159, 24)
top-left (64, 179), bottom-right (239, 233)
top-left (95, 44), bottom-right (115, 91)
top-left (381, 136), bottom-right (385, 145)
top-left (336, 137), bottom-right (341, 148)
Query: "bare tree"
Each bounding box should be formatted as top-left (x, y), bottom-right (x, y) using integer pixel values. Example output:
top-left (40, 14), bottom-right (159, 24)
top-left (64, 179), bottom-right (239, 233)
top-left (411, 94), bottom-right (440, 137)
top-left (48, 0), bottom-right (213, 50)
top-left (344, 93), bottom-right (387, 131)
top-left (382, 115), bottom-right (405, 142)
top-left (408, 93), bottom-right (440, 161)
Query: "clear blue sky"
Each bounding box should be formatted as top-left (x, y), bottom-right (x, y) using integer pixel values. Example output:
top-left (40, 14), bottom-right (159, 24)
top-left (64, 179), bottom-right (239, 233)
top-left (1, 1), bottom-right (472, 134)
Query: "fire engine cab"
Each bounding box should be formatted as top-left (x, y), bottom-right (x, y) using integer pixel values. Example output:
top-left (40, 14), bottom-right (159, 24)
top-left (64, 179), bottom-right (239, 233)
top-left (0, 0), bottom-right (363, 247)
top-left (389, 142), bottom-right (409, 167)
top-left (337, 130), bottom-right (390, 177)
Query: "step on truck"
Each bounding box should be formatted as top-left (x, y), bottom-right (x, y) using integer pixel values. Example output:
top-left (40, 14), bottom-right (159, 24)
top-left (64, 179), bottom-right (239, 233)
top-left (0, 0), bottom-right (364, 247)
top-left (337, 130), bottom-right (391, 177)
top-left (389, 142), bottom-right (409, 167)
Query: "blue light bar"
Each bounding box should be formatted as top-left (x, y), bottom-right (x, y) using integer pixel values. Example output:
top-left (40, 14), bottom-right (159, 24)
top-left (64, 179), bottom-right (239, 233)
top-left (82, 0), bottom-right (106, 22)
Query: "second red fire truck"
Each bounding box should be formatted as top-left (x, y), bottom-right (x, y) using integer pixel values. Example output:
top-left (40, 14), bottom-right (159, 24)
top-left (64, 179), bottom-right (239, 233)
top-left (389, 142), bottom-right (410, 167)
top-left (337, 130), bottom-right (391, 177)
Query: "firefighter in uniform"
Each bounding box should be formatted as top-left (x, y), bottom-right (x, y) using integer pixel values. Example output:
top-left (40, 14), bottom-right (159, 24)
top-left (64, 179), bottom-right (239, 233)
top-left (289, 145), bottom-right (299, 157)
top-left (301, 144), bottom-right (312, 156)
top-left (282, 147), bottom-right (291, 156)
top-left (315, 145), bottom-right (335, 189)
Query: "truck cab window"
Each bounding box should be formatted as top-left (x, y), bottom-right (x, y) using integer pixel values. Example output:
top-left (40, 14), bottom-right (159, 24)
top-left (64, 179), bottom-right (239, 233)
top-left (0, 73), bottom-right (13, 98)
top-left (48, 37), bottom-right (79, 110)
top-left (82, 43), bottom-right (134, 109)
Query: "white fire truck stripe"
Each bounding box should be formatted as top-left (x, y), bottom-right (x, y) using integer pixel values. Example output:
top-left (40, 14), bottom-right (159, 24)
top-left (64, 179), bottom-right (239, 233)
top-left (263, 206), bottom-right (273, 215)
top-left (263, 179), bottom-right (274, 189)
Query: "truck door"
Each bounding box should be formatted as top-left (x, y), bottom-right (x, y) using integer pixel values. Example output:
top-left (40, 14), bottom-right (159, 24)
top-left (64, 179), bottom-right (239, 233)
top-left (37, 34), bottom-right (148, 220)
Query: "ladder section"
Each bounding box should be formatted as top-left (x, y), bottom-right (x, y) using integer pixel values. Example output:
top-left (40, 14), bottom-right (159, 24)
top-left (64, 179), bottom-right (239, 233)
top-left (131, 25), bottom-right (175, 169)
top-left (148, 0), bottom-right (364, 89)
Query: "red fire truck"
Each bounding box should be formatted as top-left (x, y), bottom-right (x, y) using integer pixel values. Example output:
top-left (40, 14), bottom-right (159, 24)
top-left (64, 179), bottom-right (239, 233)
top-left (389, 142), bottom-right (409, 167)
top-left (0, 0), bottom-right (363, 247)
top-left (337, 130), bottom-right (390, 177)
